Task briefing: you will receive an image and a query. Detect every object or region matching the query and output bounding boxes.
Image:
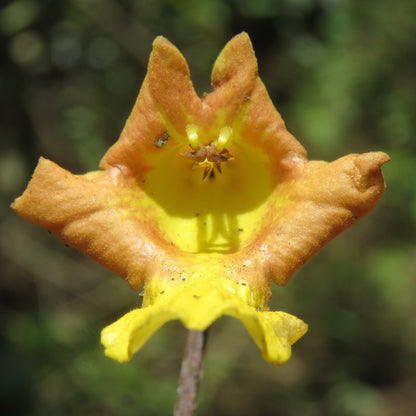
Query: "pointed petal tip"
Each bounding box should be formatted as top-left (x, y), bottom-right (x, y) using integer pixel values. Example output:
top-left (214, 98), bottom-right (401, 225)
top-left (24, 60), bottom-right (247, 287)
top-left (288, 317), bottom-right (308, 345)
top-left (231, 31), bottom-right (252, 45)
top-left (10, 156), bottom-right (46, 213)
top-left (360, 151), bottom-right (391, 167)
top-left (354, 151), bottom-right (390, 181)
top-left (152, 35), bottom-right (172, 49)
top-left (211, 32), bottom-right (257, 89)
top-left (10, 195), bottom-right (22, 211)
top-left (147, 34), bottom-right (201, 132)
top-left (150, 35), bottom-right (183, 65)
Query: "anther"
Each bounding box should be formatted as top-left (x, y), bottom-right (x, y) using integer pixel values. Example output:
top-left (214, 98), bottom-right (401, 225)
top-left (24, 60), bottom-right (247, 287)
top-left (216, 126), bottom-right (233, 152)
top-left (186, 124), bottom-right (199, 150)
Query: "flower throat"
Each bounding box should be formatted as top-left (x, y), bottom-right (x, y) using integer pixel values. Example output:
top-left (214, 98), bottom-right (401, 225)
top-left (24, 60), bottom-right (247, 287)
top-left (181, 124), bottom-right (234, 180)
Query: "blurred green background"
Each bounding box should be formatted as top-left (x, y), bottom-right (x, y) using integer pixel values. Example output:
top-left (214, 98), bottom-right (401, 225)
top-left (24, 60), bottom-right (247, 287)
top-left (1, 0), bottom-right (415, 415)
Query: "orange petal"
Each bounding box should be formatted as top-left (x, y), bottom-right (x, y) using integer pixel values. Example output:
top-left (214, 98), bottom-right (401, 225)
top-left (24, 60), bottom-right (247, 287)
top-left (240, 77), bottom-right (307, 178)
top-left (255, 151), bottom-right (390, 286)
top-left (147, 36), bottom-right (203, 136)
top-left (204, 32), bottom-right (258, 125)
top-left (11, 157), bottom-right (171, 289)
top-left (99, 74), bottom-right (165, 179)
top-left (205, 33), bottom-right (307, 177)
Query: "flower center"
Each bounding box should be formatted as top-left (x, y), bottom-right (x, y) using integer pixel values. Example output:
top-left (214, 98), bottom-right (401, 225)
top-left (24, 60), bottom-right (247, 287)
top-left (181, 125), bottom-right (234, 180)
top-left (141, 122), bottom-right (274, 254)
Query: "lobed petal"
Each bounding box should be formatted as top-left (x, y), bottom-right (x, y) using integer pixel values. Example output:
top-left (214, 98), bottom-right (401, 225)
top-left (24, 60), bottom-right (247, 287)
top-left (101, 276), bottom-right (307, 364)
top-left (254, 151), bottom-right (390, 286)
top-left (207, 33), bottom-right (307, 177)
top-left (240, 77), bottom-right (307, 178)
top-left (99, 73), bottom-right (165, 179)
top-left (204, 32), bottom-right (258, 126)
top-left (147, 36), bottom-right (204, 137)
top-left (11, 158), bottom-right (172, 289)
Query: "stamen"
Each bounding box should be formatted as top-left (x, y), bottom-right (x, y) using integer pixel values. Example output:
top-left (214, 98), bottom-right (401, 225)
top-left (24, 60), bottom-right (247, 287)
top-left (198, 159), bottom-right (215, 180)
top-left (216, 126), bottom-right (233, 152)
top-left (182, 125), bottom-right (234, 180)
top-left (186, 124), bottom-right (200, 150)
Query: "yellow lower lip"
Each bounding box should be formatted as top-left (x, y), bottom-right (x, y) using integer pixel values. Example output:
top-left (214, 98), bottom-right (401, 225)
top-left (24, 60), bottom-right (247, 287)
top-left (101, 275), bottom-right (308, 364)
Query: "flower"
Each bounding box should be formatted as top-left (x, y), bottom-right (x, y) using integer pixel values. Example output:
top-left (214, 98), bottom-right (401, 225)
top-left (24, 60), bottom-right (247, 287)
top-left (11, 33), bottom-right (389, 365)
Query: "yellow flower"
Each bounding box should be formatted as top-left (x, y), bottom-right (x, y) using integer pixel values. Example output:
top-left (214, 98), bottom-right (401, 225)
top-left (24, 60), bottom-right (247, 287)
top-left (11, 33), bottom-right (389, 365)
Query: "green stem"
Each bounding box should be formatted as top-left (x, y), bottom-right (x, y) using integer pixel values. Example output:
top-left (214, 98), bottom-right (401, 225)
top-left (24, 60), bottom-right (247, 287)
top-left (174, 330), bottom-right (208, 416)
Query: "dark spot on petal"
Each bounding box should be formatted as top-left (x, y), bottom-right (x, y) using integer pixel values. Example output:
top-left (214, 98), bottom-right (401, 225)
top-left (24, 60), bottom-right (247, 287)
top-left (154, 131), bottom-right (170, 148)
top-left (193, 295), bottom-right (200, 299)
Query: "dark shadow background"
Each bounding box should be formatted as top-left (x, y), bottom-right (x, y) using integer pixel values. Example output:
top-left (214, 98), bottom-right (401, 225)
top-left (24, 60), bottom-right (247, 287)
top-left (1, 0), bottom-right (415, 415)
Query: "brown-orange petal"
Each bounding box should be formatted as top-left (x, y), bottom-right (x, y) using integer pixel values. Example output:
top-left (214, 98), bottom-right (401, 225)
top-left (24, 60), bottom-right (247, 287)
top-left (203, 32), bottom-right (258, 126)
top-left (255, 151), bottom-right (390, 286)
top-left (99, 74), bottom-right (166, 180)
top-left (239, 77), bottom-right (307, 179)
top-left (147, 36), bottom-right (204, 137)
top-left (11, 158), bottom-right (171, 290)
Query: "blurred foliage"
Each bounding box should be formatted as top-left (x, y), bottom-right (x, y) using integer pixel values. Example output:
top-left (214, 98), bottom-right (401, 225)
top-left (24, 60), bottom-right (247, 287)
top-left (1, 0), bottom-right (415, 415)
